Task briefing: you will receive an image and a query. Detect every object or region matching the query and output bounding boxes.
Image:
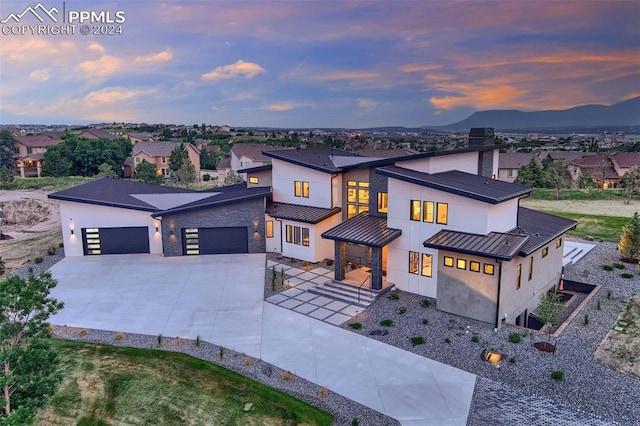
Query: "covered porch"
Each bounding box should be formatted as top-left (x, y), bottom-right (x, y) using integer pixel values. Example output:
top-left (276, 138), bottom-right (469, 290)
top-left (322, 212), bottom-right (401, 290)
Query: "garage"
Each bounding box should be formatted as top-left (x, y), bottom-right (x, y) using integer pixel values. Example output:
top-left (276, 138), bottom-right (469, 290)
top-left (183, 227), bottom-right (248, 255)
top-left (82, 227), bottom-right (150, 255)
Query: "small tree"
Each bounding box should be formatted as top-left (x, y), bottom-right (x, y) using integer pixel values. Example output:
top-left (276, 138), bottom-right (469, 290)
top-left (0, 166), bottom-right (13, 186)
top-left (618, 212), bottom-right (640, 262)
top-left (95, 162), bottom-right (117, 179)
top-left (169, 143), bottom-right (189, 173)
top-left (514, 158), bottom-right (544, 187)
top-left (535, 289), bottom-right (563, 341)
top-left (0, 270), bottom-right (64, 420)
top-left (0, 131), bottom-right (15, 172)
top-left (620, 168), bottom-right (640, 204)
top-left (544, 161), bottom-right (564, 200)
top-left (174, 158), bottom-right (197, 187)
top-left (134, 160), bottom-right (162, 184)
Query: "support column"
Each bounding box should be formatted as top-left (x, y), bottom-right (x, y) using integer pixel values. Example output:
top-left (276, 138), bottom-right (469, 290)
top-left (334, 241), bottom-right (346, 281)
top-left (371, 246), bottom-right (383, 290)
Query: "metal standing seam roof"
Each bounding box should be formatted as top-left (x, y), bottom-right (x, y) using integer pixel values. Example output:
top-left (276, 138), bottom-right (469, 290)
top-left (151, 186), bottom-right (272, 217)
top-left (377, 166), bottom-right (532, 204)
top-left (321, 212), bottom-right (402, 247)
top-left (423, 230), bottom-right (529, 261)
top-left (266, 201), bottom-right (341, 224)
top-left (515, 207), bottom-right (577, 255)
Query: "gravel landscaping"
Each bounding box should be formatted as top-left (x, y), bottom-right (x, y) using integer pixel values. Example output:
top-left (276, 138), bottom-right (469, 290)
top-left (339, 241), bottom-right (640, 424)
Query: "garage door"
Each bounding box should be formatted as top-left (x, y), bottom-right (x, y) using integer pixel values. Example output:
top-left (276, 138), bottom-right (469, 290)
top-left (183, 227), bottom-right (248, 255)
top-left (82, 227), bottom-right (150, 255)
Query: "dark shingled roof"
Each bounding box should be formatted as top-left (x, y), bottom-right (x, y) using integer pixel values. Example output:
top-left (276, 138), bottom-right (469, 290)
top-left (264, 148), bottom-right (359, 173)
top-left (48, 178), bottom-right (196, 212)
top-left (238, 164), bottom-right (272, 173)
top-left (152, 186), bottom-right (271, 217)
top-left (321, 213), bottom-right (402, 247)
top-left (377, 166), bottom-right (532, 204)
top-left (514, 207), bottom-right (577, 255)
top-left (424, 230), bottom-right (528, 261)
top-left (267, 201), bottom-right (341, 224)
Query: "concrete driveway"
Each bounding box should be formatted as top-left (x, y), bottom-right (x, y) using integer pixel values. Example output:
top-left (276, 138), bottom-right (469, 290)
top-left (49, 253), bottom-right (476, 425)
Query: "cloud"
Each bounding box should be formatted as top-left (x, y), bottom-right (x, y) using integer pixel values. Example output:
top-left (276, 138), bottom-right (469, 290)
top-left (314, 71), bottom-right (380, 81)
top-left (88, 42), bottom-right (106, 53)
top-left (29, 69), bottom-right (49, 82)
top-left (402, 64), bottom-right (441, 73)
top-left (430, 85), bottom-right (529, 110)
top-left (84, 87), bottom-right (156, 106)
top-left (202, 60), bottom-right (266, 81)
top-left (261, 103), bottom-right (295, 111)
top-left (77, 55), bottom-right (124, 79)
top-left (358, 99), bottom-right (377, 109)
top-left (135, 50), bottom-right (173, 64)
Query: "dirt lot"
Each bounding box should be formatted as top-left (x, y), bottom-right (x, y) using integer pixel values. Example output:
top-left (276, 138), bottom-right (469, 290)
top-left (520, 198), bottom-right (640, 217)
top-left (0, 189), bottom-right (61, 276)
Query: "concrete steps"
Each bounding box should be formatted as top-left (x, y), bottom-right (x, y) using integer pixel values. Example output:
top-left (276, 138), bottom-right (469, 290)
top-left (309, 280), bottom-right (392, 307)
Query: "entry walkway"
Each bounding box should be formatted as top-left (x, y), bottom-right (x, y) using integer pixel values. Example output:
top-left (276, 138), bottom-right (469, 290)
top-left (49, 254), bottom-right (475, 425)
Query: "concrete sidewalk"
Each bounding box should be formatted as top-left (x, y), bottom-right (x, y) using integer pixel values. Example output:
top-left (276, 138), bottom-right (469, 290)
top-left (49, 254), bottom-right (475, 425)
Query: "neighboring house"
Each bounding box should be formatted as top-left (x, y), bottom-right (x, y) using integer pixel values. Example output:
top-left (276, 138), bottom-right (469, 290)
top-left (13, 134), bottom-right (62, 177)
top-left (121, 132), bottom-right (154, 145)
top-left (49, 128), bottom-right (577, 330)
top-left (567, 154), bottom-right (620, 188)
top-left (230, 143), bottom-right (274, 174)
top-left (610, 152), bottom-right (640, 178)
top-left (124, 142), bottom-right (200, 178)
top-left (497, 152), bottom-right (541, 183)
top-left (78, 128), bottom-right (117, 140)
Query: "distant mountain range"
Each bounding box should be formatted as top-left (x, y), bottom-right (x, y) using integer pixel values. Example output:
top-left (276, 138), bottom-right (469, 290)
top-left (439, 96), bottom-right (640, 130)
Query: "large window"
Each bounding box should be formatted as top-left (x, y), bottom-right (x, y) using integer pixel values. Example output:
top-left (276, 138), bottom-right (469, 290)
top-left (266, 221), bottom-right (273, 238)
top-left (421, 254), bottom-right (432, 277)
top-left (285, 225), bottom-right (310, 246)
top-left (410, 200), bottom-right (421, 221)
top-left (516, 264), bottom-right (522, 290)
top-left (347, 181), bottom-right (369, 218)
top-left (285, 225), bottom-right (292, 243)
top-left (436, 202), bottom-right (448, 225)
top-left (302, 228), bottom-right (309, 246)
top-left (294, 226), bottom-right (301, 245)
top-left (423, 201), bottom-right (434, 223)
top-left (409, 251), bottom-right (419, 274)
top-left (377, 192), bottom-right (388, 213)
top-left (294, 181), bottom-right (309, 198)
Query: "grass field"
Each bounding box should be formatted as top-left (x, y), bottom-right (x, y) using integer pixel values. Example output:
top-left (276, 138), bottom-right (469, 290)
top-left (0, 176), bottom-right (94, 191)
top-left (539, 210), bottom-right (628, 242)
top-left (36, 340), bottom-right (334, 426)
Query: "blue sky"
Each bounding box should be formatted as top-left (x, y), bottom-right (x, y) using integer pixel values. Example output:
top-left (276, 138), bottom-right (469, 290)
top-left (0, 0), bottom-right (638, 128)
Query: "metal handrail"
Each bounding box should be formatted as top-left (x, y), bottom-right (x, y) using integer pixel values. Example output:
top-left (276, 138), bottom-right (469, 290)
top-left (357, 274), bottom-right (371, 304)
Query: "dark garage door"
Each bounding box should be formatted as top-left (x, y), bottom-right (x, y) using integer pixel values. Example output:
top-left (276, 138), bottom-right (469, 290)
top-left (183, 227), bottom-right (248, 255)
top-left (82, 227), bottom-right (150, 255)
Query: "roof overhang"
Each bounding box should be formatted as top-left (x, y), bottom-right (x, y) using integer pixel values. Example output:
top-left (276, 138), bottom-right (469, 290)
top-left (424, 230), bottom-right (528, 261)
top-left (321, 212), bottom-right (402, 247)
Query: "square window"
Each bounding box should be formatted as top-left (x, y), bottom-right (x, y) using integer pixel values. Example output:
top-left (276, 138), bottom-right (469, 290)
top-left (249, 176), bottom-right (259, 184)
top-left (347, 188), bottom-right (357, 203)
top-left (266, 221), bottom-right (273, 238)
top-left (423, 201), bottom-right (434, 223)
top-left (135, 156), bottom-right (141, 164)
top-left (470, 261), bottom-right (480, 272)
top-left (542, 247), bottom-right (549, 258)
top-left (444, 256), bottom-right (454, 267)
top-left (409, 251), bottom-right (419, 274)
top-left (377, 192), bottom-right (388, 213)
top-left (556, 238), bottom-right (562, 248)
top-left (421, 254), bottom-right (432, 277)
top-left (358, 188), bottom-right (369, 204)
top-left (456, 258), bottom-right (467, 270)
top-left (410, 200), bottom-right (421, 221)
top-left (483, 263), bottom-right (494, 275)
top-left (302, 228), bottom-right (310, 246)
top-left (294, 226), bottom-right (301, 245)
top-left (436, 202), bottom-right (448, 225)
top-left (347, 204), bottom-right (357, 218)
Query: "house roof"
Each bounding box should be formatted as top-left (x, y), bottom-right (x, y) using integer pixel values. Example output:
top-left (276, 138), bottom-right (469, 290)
top-left (514, 207), bottom-right (577, 255)
top-left (14, 135), bottom-right (61, 147)
top-left (424, 230), bottom-right (528, 261)
top-left (131, 141), bottom-right (197, 157)
top-left (238, 164), bottom-right (272, 174)
top-left (79, 129), bottom-right (117, 140)
top-left (264, 148), bottom-right (360, 173)
top-left (611, 153), bottom-right (640, 168)
top-left (353, 148), bottom-right (418, 158)
top-left (123, 132), bottom-right (153, 141)
top-left (266, 200), bottom-right (341, 224)
top-left (498, 152), bottom-right (539, 169)
top-left (321, 212), bottom-right (402, 247)
top-left (542, 151), bottom-right (593, 162)
top-left (217, 155), bottom-right (231, 170)
top-left (151, 186), bottom-right (271, 217)
top-left (377, 166), bottom-right (532, 204)
top-left (231, 143), bottom-right (278, 162)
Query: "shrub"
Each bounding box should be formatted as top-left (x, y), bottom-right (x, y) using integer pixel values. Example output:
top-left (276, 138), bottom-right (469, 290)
top-left (597, 299), bottom-right (601, 310)
top-left (47, 247), bottom-right (56, 255)
top-left (420, 299), bottom-right (430, 308)
top-left (78, 329), bottom-right (88, 337)
top-left (551, 370), bottom-right (564, 381)
top-left (583, 314), bottom-right (590, 325)
top-left (613, 262), bottom-right (625, 269)
top-left (195, 335), bottom-right (201, 347)
top-left (410, 336), bottom-right (425, 346)
top-left (396, 306), bottom-right (407, 314)
top-left (388, 292), bottom-right (399, 300)
top-left (243, 356), bottom-right (252, 366)
top-left (621, 272), bottom-right (634, 279)
top-left (351, 419), bottom-right (360, 426)
top-left (282, 370), bottom-right (293, 381)
top-left (58, 242), bottom-right (64, 248)
top-left (422, 318), bottom-right (429, 325)
top-left (444, 337), bottom-right (451, 344)
top-left (319, 387), bottom-right (329, 398)
top-left (471, 335), bottom-right (480, 343)
top-left (602, 265), bottom-right (614, 271)
top-left (34, 256), bottom-right (43, 264)
top-left (349, 322), bottom-right (362, 330)
top-left (157, 334), bottom-right (163, 347)
top-left (114, 332), bottom-right (125, 340)
top-left (508, 332), bottom-right (522, 344)
top-left (219, 347), bottom-right (224, 359)
top-left (0, 257), bottom-right (5, 275)
top-left (202, 174), bottom-right (211, 181)
top-left (380, 319), bottom-right (394, 327)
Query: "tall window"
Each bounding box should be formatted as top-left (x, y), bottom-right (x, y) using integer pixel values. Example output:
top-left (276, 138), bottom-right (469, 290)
top-left (294, 226), bottom-right (301, 245)
top-left (409, 251), bottom-right (419, 274)
top-left (410, 200), bottom-right (421, 221)
top-left (302, 228), bottom-right (309, 246)
top-left (161, 156), bottom-right (167, 164)
top-left (285, 225), bottom-right (292, 243)
top-left (377, 192), bottom-right (388, 213)
top-left (302, 181), bottom-right (310, 198)
top-left (266, 221), bottom-right (274, 238)
top-left (556, 238), bottom-right (562, 248)
top-left (347, 181), bottom-right (369, 218)
top-left (421, 254), bottom-right (432, 277)
top-left (542, 247), bottom-right (549, 258)
top-left (423, 201), bottom-right (434, 223)
top-left (436, 202), bottom-right (448, 225)
top-left (516, 264), bottom-right (522, 290)
top-left (528, 257), bottom-right (533, 281)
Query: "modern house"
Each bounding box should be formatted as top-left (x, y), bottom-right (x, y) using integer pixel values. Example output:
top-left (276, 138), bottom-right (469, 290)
top-left (50, 128), bottom-right (576, 329)
top-left (12, 134), bottom-right (61, 177)
top-left (123, 141), bottom-right (201, 178)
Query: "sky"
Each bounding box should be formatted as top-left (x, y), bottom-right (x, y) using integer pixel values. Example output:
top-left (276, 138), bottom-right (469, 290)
top-left (0, 0), bottom-right (638, 128)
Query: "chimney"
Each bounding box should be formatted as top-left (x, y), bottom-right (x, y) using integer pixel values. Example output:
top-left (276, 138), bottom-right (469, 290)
top-left (469, 128), bottom-right (496, 178)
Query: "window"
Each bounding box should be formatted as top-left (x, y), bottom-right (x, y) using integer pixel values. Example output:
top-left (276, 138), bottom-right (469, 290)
top-left (302, 228), bottom-right (310, 246)
top-left (483, 263), bottom-right (494, 275)
top-left (421, 254), bottom-right (432, 277)
top-left (470, 261), bottom-right (480, 272)
top-left (542, 247), bottom-right (549, 258)
top-left (135, 156), bottom-right (141, 164)
top-left (161, 156), bottom-right (167, 164)
top-left (241, 161), bottom-right (251, 167)
top-left (377, 192), bottom-right (388, 213)
top-left (27, 147), bottom-right (33, 154)
top-left (508, 169), bottom-right (518, 177)
top-left (347, 181), bottom-right (369, 218)
top-left (294, 181), bottom-right (301, 197)
top-left (266, 221), bottom-right (273, 238)
top-left (444, 256), bottom-right (454, 267)
top-left (410, 200), bottom-right (421, 221)
top-left (347, 205), bottom-right (357, 218)
top-left (436, 202), bottom-right (448, 225)
top-left (409, 251), bottom-right (419, 274)
top-left (249, 176), bottom-right (259, 184)
top-left (516, 264), bottom-right (522, 290)
top-left (528, 257), bottom-right (533, 281)
top-left (285, 225), bottom-right (292, 243)
top-left (556, 238), bottom-right (562, 248)
top-left (294, 226), bottom-right (301, 245)
top-left (302, 181), bottom-right (310, 198)
top-left (457, 258), bottom-right (467, 270)
top-left (423, 201), bottom-right (434, 223)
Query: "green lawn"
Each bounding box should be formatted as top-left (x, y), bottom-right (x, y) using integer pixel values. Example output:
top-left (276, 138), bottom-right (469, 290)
top-left (0, 176), bottom-right (94, 191)
top-left (541, 210), bottom-right (628, 242)
top-left (531, 188), bottom-right (633, 201)
top-left (36, 339), bottom-right (333, 426)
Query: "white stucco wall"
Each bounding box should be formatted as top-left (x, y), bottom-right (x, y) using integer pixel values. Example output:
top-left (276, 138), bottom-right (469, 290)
top-left (278, 215), bottom-right (340, 263)
top-left (58, 200), bottom-right (162, 257)
top-left (265, 215), bottom-right (282, 253)
top-left (398, 151), bottom-right (479, 175)
top-left (271, 159), bottom-right (333, 208)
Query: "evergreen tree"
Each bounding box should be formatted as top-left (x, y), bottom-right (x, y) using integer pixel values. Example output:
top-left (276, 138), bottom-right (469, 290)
top-left (620, 168), bottom-right (640, 203)
top-left (514, 158), bottom-right (544, 187)
top-left (0, 131), bottom-right (15, 172)
top-left (169, 144), bottom-right (189, 173)
top-left (619, 212), bottom-right (640, 261)
top-left (174, 157), bottom-right (197, 187)
top-left (134, 160), bottom-right (162, 184)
